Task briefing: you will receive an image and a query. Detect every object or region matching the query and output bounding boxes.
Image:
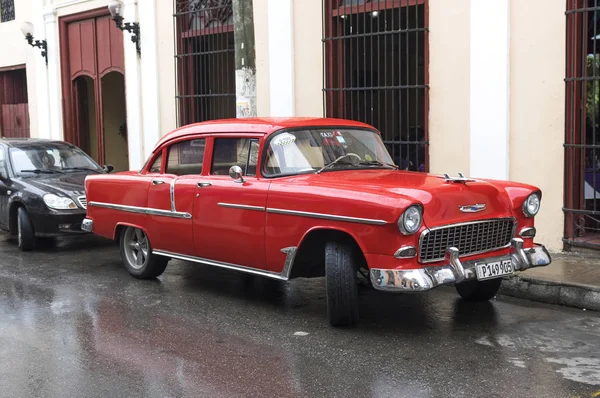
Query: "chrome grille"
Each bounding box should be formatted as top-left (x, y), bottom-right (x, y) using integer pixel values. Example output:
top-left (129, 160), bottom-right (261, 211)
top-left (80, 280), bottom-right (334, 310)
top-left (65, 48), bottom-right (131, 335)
top-left (77, 196), bottom-right (87, 209)
top-left (419, 218), bottom-right (515, 263)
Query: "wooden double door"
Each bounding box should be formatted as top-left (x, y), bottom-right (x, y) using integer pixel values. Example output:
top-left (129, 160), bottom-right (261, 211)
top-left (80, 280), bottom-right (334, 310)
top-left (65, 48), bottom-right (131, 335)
top-left (60, 9), bottom-right (129, 171)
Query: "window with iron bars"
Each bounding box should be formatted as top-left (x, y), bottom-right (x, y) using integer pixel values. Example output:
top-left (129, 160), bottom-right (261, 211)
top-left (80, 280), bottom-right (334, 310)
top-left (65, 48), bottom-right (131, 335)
top-left (173, 0), bottom-right (236, 127)
top-left (322, 0), bottom-right (429, 172)
top-left (565, 0), bottom-right (600, 250)
top-left (1, 0), bottom-right (15, 23)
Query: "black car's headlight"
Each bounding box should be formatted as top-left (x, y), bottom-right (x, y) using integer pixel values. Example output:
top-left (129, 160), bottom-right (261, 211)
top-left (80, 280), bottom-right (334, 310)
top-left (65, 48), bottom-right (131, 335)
top-left (398, 205), bottom-right (423, 235)
top-left (43, 194), bottom-right (78, 210)
top-left (522, 192), bottom-right (541, 218)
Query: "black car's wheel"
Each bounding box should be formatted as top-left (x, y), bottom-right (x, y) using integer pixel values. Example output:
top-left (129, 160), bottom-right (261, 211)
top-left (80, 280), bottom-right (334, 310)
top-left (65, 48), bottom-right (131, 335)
top-left (17, 207), bottom-right (36, 252)
top-left (455, 277), bottom-right (503, 302)
top-left (120, 226), bottom-right (168, 279)
top-left (325, 240), bottom-right (360, 326)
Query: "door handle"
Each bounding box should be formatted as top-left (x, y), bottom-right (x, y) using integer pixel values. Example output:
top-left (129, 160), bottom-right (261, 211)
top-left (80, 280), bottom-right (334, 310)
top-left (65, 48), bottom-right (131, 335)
top-left (197, 182), bottom-right (212, 188)
top-left (152, 179), bottom-right (165, 185)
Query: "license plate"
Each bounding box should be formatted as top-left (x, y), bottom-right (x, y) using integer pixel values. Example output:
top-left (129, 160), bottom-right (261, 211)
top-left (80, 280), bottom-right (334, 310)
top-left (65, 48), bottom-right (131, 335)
top-left (475, 259), bottom-right (513, 281)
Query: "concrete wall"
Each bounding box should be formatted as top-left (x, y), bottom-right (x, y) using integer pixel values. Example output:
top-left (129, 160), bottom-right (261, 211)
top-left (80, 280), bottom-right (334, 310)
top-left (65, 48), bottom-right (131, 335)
top-left (0, 0), bottom-right (38, 138)
top-left (509, 0), bottom-right (565, 251)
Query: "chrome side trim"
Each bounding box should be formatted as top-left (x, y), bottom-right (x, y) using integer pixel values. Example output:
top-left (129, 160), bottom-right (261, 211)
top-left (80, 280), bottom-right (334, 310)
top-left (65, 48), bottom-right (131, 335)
top-left (370, 238), bottom-right (552, 292)
top-left (266, 208), bottom-right (387, 226)
top-left (153, 250), bottom-right (290, 281)
top-left (218, 203), bottom-right (266, 212)
top-left (280, 246), bottom-right (298, 279)
top-left (88, 201), bottom-right (192, 219)
top-left (170, 178), bottom-right (177, 212)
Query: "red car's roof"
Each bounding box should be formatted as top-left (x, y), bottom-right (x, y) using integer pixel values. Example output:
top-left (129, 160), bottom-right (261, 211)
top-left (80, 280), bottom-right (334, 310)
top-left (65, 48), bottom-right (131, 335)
top-left (152, 117), bottom-right (376, 153)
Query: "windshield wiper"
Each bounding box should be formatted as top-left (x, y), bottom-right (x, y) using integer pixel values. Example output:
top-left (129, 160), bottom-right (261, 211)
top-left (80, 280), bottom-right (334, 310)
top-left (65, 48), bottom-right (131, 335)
top-left (62, 167), bottom-right (101, 173)
top-left (20, 169), bottom-right (64, 174)
top-left (315, 158), bottom-right (356, 174)
top-left (356, 160), bottom-right (399, 169)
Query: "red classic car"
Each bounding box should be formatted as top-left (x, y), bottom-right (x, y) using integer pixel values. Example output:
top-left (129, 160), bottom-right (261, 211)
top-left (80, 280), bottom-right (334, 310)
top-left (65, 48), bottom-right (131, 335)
top-left (82, 117), bottom-right (551, 326)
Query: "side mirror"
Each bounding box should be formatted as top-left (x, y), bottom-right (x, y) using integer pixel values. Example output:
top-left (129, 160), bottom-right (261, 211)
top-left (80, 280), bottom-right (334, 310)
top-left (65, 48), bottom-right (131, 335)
top-left (103, 164), bottom-right (114, 173)
top-left (229, 165), bottom-right (245, 183)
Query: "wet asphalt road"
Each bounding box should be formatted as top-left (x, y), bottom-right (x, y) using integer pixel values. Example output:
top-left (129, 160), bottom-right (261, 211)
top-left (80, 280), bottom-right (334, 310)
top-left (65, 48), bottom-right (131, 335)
top-left (0, 235), bottom-right (599, 398)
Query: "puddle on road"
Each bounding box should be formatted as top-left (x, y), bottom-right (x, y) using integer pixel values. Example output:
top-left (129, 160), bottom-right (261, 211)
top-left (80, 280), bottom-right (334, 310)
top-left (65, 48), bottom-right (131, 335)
top-left (473, 315), bottom-right (600, 387)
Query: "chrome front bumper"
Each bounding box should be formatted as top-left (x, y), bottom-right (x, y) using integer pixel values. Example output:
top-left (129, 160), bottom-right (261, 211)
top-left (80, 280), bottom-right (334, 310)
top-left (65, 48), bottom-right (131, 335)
top-left (370, 238), bottom-right (551, 292)
top-left (81, 218), bottom-right (94, 233)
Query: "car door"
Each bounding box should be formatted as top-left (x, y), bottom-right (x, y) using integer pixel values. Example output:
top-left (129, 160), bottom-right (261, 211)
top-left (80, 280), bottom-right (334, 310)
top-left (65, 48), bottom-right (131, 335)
top-left (193, 135), bottom-right (268, 269)
top-left (0, 146), bottom-right (10, 228)
top-left (145, 138), bottom-right (206, 256)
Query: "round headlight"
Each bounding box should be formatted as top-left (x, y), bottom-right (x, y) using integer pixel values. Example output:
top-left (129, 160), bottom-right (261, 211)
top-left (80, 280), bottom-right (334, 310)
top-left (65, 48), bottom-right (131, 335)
top-left (43, 194), bottom-right (78, 210)
top-left (398, 205), bottom-right (422, 235)
top-left (522, 193), bottom-right (541, 217)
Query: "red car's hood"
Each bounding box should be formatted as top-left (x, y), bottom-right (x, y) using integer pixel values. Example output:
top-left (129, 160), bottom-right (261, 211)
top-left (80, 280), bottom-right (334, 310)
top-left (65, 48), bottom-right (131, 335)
top-left (300, 170), bottom-right (515, 227)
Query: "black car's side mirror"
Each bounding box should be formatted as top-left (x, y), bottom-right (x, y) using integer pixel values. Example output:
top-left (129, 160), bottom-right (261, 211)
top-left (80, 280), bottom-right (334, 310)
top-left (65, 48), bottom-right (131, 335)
top-left (103, 164), bottom-right (114, 173)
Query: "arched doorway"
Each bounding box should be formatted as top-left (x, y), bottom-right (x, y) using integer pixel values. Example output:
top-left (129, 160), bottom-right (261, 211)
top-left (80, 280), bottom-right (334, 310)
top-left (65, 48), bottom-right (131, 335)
top-left (60, 8), bottom-right (128, 172)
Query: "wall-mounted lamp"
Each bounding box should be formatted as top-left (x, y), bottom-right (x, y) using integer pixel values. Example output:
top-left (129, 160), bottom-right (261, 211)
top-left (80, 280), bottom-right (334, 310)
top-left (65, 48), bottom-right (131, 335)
top-left (108, 0), bottom-right (141, 56)
top-left (20, 22), bottom-right (48, 66)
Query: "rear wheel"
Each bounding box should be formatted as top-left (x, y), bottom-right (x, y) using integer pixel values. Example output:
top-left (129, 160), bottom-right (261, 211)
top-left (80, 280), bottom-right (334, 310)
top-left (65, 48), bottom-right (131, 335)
top-left (17, 207), bottom-right (36, 252)
top-left (120, 226), bottom-right (168, 279)
top-left (325, 241), bottom-right (360, 326)
top-left (455, 277), bottom-right (503, 301)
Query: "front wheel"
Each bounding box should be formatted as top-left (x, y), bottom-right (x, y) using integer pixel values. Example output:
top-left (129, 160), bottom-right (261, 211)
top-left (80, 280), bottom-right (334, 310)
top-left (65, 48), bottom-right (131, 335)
top-left (325, 241), bottom-right (360, 326)
top-left (17, 207), bottom-right (36, 252)
top-left (455, 277), bottom-right (503, 302)
top-left (120, 226), bottom-right (168, 279)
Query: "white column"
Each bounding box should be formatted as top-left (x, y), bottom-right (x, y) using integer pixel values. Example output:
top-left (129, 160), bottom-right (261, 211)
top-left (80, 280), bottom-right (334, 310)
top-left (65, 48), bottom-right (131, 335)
top-left (123, 0), bottom-right (144, 170)
top-left (42, 7), bottom-right (62, 140)
top-left (267, 0), bottom-right (294, 116)
top-left (139, 0), bottom-right (161, 159)
top-left (32, 0), bottom-right (50, 139)
top-left (470, 0), bottom-right (510, 180)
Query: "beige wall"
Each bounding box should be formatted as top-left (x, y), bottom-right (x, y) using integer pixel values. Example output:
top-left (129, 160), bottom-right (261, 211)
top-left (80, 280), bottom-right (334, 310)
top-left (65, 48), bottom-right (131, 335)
top-left (428, 0), bottom-right (470, 176)
top-left (253, 0), bottom-right (270, 117)
top-left (251, 0), bottom-right (323, 117)
top-left (509, 0), bottom-right (565, 251)
top-left (293, 0), bottom-right (323, 117)
top-left (156, 0), bottom-right (177, 136)
top-left (0, 0), bottom-right (38, 138)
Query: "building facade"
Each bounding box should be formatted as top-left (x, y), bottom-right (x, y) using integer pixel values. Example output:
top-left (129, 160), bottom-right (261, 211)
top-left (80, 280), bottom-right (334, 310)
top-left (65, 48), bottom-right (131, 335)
top-left (0, 0), bottom-right (584, 254)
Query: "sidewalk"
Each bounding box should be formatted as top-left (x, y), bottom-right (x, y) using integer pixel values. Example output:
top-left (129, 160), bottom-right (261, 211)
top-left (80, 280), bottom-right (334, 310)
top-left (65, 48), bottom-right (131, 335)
top-left (499, 250), bottom-right (600, 311)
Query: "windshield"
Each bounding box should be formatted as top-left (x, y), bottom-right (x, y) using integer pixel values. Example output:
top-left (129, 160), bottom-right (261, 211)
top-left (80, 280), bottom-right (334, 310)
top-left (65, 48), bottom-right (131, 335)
top-left (9, 142), bottom-right (103, 175)
top-left (263, 128), bottom-right (395, 177)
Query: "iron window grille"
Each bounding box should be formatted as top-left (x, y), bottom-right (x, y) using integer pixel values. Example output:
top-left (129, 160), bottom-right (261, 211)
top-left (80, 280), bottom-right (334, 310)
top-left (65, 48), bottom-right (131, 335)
top-left (564, 0), bottom-right (600, 249)
top-left (322, 0), bottom-right (429, 172)
top-left (0, 0), bottom-right (15, 22)
top-left (173, 0), bottom-right (236, 127)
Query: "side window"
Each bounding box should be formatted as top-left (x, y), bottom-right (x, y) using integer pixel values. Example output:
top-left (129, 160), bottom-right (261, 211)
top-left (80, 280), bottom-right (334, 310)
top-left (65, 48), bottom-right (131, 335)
top-left (211, 138), bottom-right (259, 177)
top-left (166, 139), bottom-right (206, 176)
top-left (149, 153), bottom-right (163, 173)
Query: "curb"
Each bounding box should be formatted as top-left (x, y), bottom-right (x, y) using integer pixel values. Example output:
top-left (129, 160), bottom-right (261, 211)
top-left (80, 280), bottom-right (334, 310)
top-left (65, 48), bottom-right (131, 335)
top-left (499, 275), bottom-right (600, 312)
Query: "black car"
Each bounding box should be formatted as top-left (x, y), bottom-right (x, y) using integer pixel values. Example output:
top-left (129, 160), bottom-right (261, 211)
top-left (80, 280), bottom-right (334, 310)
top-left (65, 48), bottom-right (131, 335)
top-left (0, 138), bottom-right (113, 251)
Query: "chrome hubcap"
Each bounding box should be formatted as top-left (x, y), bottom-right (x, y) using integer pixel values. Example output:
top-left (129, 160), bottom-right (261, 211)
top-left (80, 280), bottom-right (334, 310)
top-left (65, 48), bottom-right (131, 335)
top-left (124, 228), bottom-right (149, 270)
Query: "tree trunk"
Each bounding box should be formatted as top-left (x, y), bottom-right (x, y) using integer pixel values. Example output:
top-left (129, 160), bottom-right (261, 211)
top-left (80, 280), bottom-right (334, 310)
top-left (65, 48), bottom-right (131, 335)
top-left (232, 0), bottom-right (257, 118)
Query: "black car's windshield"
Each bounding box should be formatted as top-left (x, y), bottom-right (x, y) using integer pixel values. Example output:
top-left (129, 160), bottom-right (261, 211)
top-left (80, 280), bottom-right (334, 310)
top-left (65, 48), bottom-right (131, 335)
top-left (263, 128), bottom-right (395, 177)
top-left (9, 142), bottom-right (103, 176)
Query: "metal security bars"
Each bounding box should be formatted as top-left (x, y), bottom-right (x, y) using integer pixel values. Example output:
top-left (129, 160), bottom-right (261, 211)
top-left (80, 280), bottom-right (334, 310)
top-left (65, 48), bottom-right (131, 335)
top-left (173, 0), bottom-right (236, 127)
top-left (564, 0), bottom-right (600, 249)
top-left (322, 0), bottom-right (429, 172)
top-left (0, 0), bottom-right (15, 22)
